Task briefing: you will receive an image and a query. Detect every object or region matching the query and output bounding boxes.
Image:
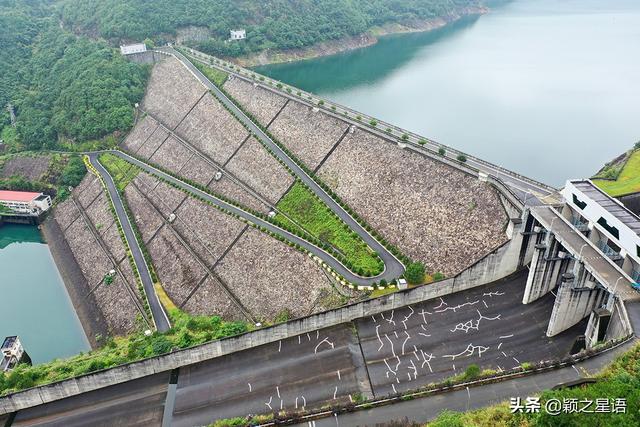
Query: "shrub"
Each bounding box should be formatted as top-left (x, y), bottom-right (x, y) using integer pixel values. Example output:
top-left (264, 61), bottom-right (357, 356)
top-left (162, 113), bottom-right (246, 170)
top-left (276, 83), bottom-right (283, 89)
top-left (464, 363), bottom-right (481, 380)
top-left (401, 133), bottom-right (409, 141)
top-left (433, 272), bottom-right (445, 281)
top-left (457, 154), bottom-right (467, 162)
top-left (356, 115), bottom-right (362, 121)
top-left (318, 100), bottom-right (324, 106)
top-left (386, 127), bottom-right (392, 133)
top-left (297, 91), bottom-right (302, 96)
top-left (369, 119), bottom-right (378, 127)
top-left (418, 139), bottom-right (426, 145)
top-left (405, 262), bottom-right (426, 284)
top-left (438, 147), bottom-right (446, 156)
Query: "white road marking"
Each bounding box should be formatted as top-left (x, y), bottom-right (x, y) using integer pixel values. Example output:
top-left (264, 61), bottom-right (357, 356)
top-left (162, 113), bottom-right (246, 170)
top-left (501, 351), bottom-right (508, 358)
top-left (265, 396), bottom-right (273, 410)
top-left (497, 342), bottom-right (503, 350)
top-left (419, 332), bottom-right (431, 337)
top-left (483, 300), bottom-right (489, 309)
top-left (333, 386), bottom-right (338, 399)
top-left (349, 394), bottom-right (353, 403)
top-left (499, 334), bottom-right (514, 339)
top-left (371, 315), bottom-right (377, 323)
top-left (337, 370), bottom-right (341, 381)
top-left (513, 356), bottom-right (520, 364)
top-left (392, 384), bottom-right (397, 394)
top-left (434, 297), bottom-right (447, 310)
top-left (386, 334), bottom-right (397, 357)
top-left (384, 358), bottom-right (397, 375)
top-left (376, 325), bottom-right (384, 351)
top-left (295, 397), bottom-right (299, 409)
top-left (307, 333), bottom-right (311, 341)
top-left (278, 340), bottom-right (281, 352)
top-left (409, 359), bottom-right (418, 379)
top-left (572, 365), bottom-right (580, 375)
top-left (301, 395), bottom-right (306, 407)
top-left (298, 336), bottom-right (301, 345)
top-left (407, 372), bottom-right (412, 381)
top-left (443, 343), bottom-right (490, 360)
top-left (482, 291), bottom-right (505, 297)
top-left (316, 330), bottom-right (319, 340)
top-left (248, 383), bottom-right (252, 392)
top-left (402, 331), bottom-right (410, 355)
top-left (280, 399), bottom-right (283, 410)
top-left (435, 300), bottom-right (480, 314)
top-left (419, 309), bottom-right (431, 323)
top-left (420, 350), bottom-right (435, 373)
top-left (276, 386), bottom-right (281, 398)
top-left (394, 331), bottom-right (399, 339)
top-left (314, 337), bottom-right (335, 354)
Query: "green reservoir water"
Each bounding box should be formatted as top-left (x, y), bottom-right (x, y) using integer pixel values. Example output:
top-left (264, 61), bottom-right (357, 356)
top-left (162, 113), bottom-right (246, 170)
top-left (0, 224), bottom-right (89, 363)
top-left (255, 0), bottom-right (640, 186)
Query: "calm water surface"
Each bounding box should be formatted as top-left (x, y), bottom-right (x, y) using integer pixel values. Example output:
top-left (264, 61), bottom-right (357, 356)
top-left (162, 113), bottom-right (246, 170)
top-left (255, 0), bottom-right (640, 186)
top-left (0, 224), bottom-right (89, 363)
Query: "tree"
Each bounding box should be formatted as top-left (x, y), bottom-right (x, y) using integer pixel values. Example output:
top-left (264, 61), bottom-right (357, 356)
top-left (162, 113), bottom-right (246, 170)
top-left (457, 154), bottom-right (467, 162)
top-left (405, 262), bottom-right (425, 284)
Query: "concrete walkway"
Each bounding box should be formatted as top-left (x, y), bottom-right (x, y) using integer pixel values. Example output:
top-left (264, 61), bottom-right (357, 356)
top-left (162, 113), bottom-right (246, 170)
top-left (88, 153), bottom-right (171, 332)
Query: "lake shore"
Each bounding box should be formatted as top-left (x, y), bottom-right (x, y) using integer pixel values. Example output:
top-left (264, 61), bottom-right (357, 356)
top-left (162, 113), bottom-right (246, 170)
top-left (234, 6), bottom-right (488, 67)
top-left (41, 216), bottom-right (105, 350)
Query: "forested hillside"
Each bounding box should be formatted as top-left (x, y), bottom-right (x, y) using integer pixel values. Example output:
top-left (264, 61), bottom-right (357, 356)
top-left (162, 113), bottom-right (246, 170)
top-left (1, 0), bottom-right (481, 152)
top-left (59, 0), bottom-right (483, 57)
top-left (0, 0), bottom-right (147, 151)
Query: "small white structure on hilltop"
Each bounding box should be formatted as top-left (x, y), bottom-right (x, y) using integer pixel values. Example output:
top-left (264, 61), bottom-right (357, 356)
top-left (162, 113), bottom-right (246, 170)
top-left (120, 43), bottom-right (147, 55)
top-left (229, 29), bottom-right (246, 41)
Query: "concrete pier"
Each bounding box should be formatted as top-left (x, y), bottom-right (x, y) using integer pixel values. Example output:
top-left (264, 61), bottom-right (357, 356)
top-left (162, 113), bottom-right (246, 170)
top-left (546, 267), bottom-right (608, 337)
top-left (522, 235), bottom-right (571, 304)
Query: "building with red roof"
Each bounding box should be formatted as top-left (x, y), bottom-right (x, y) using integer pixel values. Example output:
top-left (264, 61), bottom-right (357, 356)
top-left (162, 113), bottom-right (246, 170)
top-left (0, 190), bottom-right (52, 215)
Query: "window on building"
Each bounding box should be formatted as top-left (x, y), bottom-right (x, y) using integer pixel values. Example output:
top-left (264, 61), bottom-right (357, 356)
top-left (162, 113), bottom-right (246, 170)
top-left (597, 217), bottom-right (620, 240)
top-left (573, 194), bottom-right (587, 210)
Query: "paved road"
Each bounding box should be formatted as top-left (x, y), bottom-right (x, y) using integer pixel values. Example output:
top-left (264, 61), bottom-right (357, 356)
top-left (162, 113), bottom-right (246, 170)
top-left (159, 47), bottom-right (405, 284)
top-left (357, 271), bottom-right (583, 397)
top-left (168, 325), bottom-right (370, 426)
top-left (88, 153), bottom-right (171, 332)
top-left (177, 47), bottom-right (558, 205)
top-left (10, 373), bottom-right (170, 426)
top-left (103, 149), bottom-right (400, 285)
top-left (297, 339), bottom-right (636, 427)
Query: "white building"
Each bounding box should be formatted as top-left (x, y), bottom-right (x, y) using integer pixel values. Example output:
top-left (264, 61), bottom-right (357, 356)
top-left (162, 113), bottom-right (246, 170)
top-left (1, 336), bottom-right (31, 372)
top-left (561, 179), bottom-right (640, 281)
top-left (0, 190), bottom-right (52, 215)
top-left (120, 43), bottom-right (147, 55)
top-left (229, 29), bottom-right (246, 41)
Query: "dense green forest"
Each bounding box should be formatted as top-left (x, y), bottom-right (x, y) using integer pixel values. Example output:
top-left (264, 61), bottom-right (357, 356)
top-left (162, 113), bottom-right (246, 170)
top-left (1, 0), bottom-right (480, 152)
top-left (0, 0), bottom-right (148, 151)
top-left (58, 0), bottom-right (483, 57)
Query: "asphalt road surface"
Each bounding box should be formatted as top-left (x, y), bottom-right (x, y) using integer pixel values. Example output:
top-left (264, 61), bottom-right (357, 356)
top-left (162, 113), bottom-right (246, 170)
top-left (10, 373), bottom-right (170, 427)
top-left (160, 47), bottom-right (406, 284)
top-left (357, 271), bottom-right (584, 397)
top-left (88, 153), bottom-right (171, 332)
top-left (168, 325), bottom-right (371, 427)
